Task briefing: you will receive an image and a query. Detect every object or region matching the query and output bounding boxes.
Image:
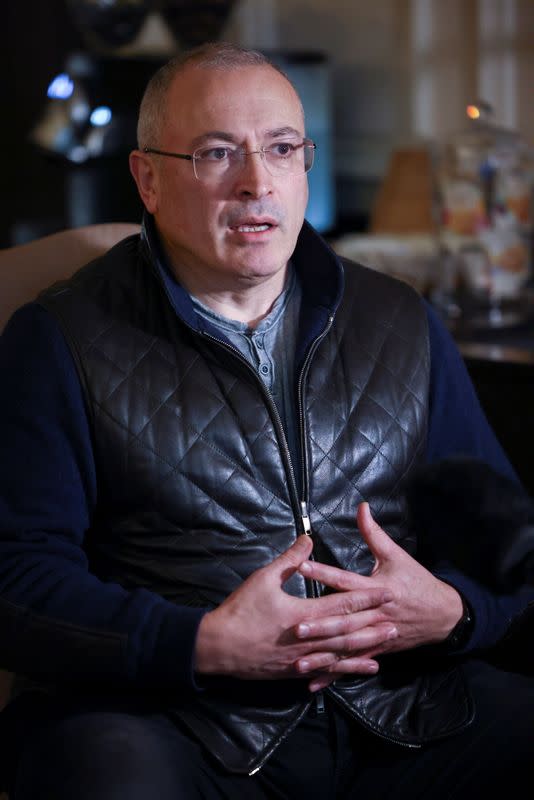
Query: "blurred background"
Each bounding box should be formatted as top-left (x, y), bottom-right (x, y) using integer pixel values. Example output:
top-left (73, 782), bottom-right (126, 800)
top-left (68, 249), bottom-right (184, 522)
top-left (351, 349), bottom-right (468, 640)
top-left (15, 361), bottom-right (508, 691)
top-left (1, 0), bottom-right (534, 487)
top-left (1, 0), bottom-right (532, 247)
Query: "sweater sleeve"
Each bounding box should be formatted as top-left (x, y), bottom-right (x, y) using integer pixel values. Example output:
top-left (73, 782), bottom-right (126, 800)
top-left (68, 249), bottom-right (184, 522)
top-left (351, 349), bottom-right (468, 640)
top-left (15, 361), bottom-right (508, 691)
top-left (425, 300), bottom-right (519, 483)
top-left (0, 304), bottom-right (205, 690)
top-left (424, 300), bottom-right (534, 652)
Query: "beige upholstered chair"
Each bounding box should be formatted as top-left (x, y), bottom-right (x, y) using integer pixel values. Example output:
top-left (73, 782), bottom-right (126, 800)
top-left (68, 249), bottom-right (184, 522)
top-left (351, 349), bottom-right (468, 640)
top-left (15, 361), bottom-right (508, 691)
top-left (0, 222), bottom-right (141, 719)
top-left (0, 222), bottom-right (140, 797)
top-left (0, 222), bottom-right (140, 333)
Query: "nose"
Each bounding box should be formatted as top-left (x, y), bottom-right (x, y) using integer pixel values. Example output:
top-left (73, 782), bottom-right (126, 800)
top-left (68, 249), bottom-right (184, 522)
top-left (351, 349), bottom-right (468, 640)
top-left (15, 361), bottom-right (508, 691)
top-left (232, 150), bottom-right (273, 199)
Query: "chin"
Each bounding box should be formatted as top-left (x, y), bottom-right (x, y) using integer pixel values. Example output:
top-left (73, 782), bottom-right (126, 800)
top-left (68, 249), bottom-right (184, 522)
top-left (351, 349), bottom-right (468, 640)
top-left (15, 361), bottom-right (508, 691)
top-left (234, 254), bottom-right (289, 280)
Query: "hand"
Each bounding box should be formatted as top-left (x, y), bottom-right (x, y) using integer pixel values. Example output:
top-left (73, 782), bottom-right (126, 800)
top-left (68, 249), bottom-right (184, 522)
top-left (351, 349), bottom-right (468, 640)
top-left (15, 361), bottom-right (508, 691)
top-left (194, 533), bottom-right (394, 682)
top-left (295, 502), bottom-right (464, 691)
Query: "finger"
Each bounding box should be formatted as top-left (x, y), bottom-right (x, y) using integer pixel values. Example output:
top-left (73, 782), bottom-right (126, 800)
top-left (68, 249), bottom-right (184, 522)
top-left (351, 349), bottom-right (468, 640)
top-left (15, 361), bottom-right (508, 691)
top-left (299, 558), bottom-right (364, 589)
top-left (298, 567), bottom-right (392, 613)
top-left (316, 653), bottom-right (383, 677)
top-left (357, 502), bottom-right (396, 561)
top-left (308, 673), bottom-right (341, 692)
top-left (299, 559), bottom-right (386, 595)
top-left (301, 653), bottom-right (380, 687)
top-left (295, 624), bottom-right (397, 673)
top-left (295, 609), bottom-right (392, 640)
top-left (304, 587), bottom-right (393, 624)
top-left (308, 662), bottom-right (383, 692)
top-left (268, 534), bottom-right (314, 585)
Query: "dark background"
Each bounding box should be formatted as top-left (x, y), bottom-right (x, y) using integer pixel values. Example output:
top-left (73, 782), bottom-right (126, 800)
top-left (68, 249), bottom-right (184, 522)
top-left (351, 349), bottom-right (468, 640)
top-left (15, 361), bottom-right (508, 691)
top-left (2, 1), bottom-right (81, 246)
top-left (0, 1), bottom-right (160, 248)
top-left (0, 2), bottom-right (362, 249)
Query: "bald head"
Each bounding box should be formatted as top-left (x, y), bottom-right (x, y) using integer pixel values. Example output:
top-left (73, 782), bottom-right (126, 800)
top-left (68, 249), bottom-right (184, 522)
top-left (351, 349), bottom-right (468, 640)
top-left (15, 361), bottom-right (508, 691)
top-left (137, 42), bottom-right (303, 149)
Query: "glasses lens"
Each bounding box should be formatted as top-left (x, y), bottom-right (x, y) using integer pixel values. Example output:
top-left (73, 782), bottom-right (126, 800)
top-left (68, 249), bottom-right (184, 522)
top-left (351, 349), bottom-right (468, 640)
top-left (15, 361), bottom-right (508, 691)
top-left (303, 142), bottom-right (315, 173)
top-left (192, 146), bottom-right (239, 181)
top-left (192, 141), bottom-right (315, 181)
top-left (264, 141), bottom-right (314, 176)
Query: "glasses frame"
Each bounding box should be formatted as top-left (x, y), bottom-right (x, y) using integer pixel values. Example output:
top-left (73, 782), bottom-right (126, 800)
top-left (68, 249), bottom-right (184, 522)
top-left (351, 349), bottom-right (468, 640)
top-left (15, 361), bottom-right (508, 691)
top-left (142, 139), bottom-right (316, 181)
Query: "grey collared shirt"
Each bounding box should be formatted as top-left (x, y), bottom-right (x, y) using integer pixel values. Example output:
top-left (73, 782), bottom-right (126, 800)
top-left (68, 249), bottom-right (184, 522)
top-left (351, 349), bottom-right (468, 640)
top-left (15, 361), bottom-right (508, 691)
top-left (191, 266), bottom-right (302, 491)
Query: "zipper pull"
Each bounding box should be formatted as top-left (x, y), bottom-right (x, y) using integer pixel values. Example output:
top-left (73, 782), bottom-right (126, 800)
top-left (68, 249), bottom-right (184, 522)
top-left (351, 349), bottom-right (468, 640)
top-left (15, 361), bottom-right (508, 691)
top-left (300, 501), bottom-right (312, 536)
top-left (315, 691), bottom-right (325, 714)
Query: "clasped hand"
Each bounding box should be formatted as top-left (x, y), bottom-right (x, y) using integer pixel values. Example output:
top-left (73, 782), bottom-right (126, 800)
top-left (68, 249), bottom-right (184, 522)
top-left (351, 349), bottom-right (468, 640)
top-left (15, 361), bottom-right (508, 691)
top-left (195, 503), bottom-right (463, 692)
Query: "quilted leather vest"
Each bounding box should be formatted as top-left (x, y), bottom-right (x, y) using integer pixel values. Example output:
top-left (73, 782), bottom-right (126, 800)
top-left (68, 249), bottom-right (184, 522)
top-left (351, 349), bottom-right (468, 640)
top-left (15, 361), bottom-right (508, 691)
top-left (39, 223), bottom-right (473, 774)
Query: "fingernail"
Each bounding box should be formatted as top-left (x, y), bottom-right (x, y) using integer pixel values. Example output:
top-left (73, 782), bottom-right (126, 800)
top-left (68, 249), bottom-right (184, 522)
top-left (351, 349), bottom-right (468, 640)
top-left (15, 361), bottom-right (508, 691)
top-left (297, 623), bottom-right (311, 638)
top-left (300, 561), bottom-right (312, 574)
top-left (387, 627), bottom-right (398, 639)
top-left (299, 660), bottom-right (310, 673)
top-left (366, 662), bottom-right (379, 673)
top-left (382, 591), bottom-right (394, 603)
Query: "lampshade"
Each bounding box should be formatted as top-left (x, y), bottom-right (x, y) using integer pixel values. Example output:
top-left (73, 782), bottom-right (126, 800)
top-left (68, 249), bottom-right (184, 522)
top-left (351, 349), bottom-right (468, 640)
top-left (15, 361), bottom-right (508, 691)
top-left (158, 1), bottom-right (237, 48)
top-left (66, 0), bottom-right (153, 50)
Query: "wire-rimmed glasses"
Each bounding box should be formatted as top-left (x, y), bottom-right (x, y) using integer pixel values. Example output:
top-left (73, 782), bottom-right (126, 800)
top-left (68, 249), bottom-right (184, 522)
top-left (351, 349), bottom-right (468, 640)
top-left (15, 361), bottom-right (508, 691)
top-left (143, 139), bottom-right (316, 182)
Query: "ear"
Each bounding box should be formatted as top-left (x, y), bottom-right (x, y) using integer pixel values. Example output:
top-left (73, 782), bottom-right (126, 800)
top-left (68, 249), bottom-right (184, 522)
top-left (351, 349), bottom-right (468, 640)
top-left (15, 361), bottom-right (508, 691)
top-left (129, 150), bottom-right (159, 214)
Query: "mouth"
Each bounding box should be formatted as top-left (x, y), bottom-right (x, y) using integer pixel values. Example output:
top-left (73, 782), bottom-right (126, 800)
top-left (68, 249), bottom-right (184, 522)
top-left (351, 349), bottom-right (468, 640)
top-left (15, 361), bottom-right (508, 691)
top-left (229, 217), bottom-right (278, 235)
top-left (235, 223), bottom-right (272, 233)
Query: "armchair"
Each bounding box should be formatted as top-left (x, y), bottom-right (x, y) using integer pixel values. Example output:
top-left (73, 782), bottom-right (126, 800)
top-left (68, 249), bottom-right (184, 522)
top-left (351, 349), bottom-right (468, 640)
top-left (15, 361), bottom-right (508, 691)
top-left (0, 222), bottom-right (141, 713)
top-left (0, 223), bottom-right (140, 333)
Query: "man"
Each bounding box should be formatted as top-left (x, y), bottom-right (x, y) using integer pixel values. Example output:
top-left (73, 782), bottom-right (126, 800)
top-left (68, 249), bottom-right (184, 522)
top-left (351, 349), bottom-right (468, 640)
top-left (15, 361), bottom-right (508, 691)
top-left (1, 42), bottom-right (534, 799)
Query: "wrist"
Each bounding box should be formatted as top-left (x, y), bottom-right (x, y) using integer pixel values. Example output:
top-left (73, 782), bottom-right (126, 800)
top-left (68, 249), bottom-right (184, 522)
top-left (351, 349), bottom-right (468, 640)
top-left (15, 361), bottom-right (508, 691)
top-left (194, 608), bottom-right (238, 676)
top-left (442, 596), bottom-right (474, 652)
top-left (194, 610), bottom-right (222, 675)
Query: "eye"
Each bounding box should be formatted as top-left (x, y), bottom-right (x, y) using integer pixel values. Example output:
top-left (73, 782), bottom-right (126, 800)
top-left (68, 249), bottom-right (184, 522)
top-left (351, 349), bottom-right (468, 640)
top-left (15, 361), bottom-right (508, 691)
top-left (195, 146), bottom-right (234, 162)
top-left (269, 142), bottom-right (298, 158)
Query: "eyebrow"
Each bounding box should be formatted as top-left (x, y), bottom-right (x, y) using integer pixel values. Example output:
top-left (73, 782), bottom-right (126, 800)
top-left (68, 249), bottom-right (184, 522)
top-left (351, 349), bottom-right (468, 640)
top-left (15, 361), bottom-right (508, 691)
top-left (190, 126), bottom-right (303, 148)
top-left (190, 131), bottom-right (237, 148)
top-left (266, 126), bottom-right (303, 139)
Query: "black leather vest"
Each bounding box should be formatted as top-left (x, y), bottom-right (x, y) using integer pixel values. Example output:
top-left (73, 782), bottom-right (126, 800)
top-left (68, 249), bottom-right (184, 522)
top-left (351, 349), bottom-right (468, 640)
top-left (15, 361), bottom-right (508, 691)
top-left (39, 224), bottom-right (473, 774)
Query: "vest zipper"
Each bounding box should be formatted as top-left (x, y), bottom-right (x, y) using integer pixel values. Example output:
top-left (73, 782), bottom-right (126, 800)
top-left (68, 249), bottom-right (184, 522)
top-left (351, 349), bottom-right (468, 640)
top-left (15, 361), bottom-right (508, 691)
top-left (200, 317), bottom-right (337, 768)
top-left (327, 690), bottom-right (422, 749)
top-left (295, 315), bottom-right (335, 717)
top-left (299, 498), bottom-right (325, 716)
top-left (295, 315), bottom-right (334, 607)
top-left (300, 501), bottom-right (312, 535)
top-left (198, 332), bottom-right (304, 530)
top-left (296, 314), bottom-right (334, 504)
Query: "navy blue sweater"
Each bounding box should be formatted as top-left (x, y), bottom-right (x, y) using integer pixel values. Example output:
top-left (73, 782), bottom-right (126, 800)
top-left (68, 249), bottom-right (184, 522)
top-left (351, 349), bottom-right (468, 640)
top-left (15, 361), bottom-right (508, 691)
top-left (0, 291), bottom-right (532, 692)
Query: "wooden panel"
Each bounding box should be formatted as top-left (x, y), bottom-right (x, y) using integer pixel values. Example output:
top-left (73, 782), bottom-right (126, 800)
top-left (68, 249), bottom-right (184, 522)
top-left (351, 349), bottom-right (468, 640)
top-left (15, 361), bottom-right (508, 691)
top-left (370, 148), bottom-right (436, 234)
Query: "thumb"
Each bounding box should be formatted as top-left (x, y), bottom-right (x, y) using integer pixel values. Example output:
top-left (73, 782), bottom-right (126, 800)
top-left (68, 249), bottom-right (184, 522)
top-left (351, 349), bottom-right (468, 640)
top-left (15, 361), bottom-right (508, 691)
top-left (357, 502), bottom-right (395, 564)
top-left (268, 534), bottom-right (314, 586)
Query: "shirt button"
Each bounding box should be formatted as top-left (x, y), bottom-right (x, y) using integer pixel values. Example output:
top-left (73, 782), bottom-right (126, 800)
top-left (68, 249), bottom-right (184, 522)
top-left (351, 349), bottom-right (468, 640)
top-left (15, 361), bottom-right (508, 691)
top-left (260, 364), bottom-right (270, 375)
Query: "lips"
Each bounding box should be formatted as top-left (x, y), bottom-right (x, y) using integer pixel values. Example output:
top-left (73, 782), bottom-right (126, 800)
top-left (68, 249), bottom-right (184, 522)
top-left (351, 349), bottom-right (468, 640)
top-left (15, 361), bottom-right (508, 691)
top-left (235, 223), bottom-right (271, 233)
top-left (228, 215), bottom-right (278, 234)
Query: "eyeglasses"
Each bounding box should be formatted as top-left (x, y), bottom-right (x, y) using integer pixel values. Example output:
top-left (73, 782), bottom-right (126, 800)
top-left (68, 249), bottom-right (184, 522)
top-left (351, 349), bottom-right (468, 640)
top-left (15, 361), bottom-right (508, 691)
top-left (142, 139), bottom-right (316, 182)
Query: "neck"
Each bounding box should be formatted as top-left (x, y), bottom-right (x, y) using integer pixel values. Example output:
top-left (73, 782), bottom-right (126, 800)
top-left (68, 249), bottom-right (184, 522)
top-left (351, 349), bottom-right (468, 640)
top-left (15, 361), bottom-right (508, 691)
top-left (170, 261), bottom-right (289, 328)
top-left (193, 276), bottom-right (287, 327)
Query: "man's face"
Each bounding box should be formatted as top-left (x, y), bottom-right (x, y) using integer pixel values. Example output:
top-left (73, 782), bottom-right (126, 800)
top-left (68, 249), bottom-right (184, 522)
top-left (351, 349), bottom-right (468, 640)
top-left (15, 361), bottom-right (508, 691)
top-left (132, 64), bottom-right (309, 292)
